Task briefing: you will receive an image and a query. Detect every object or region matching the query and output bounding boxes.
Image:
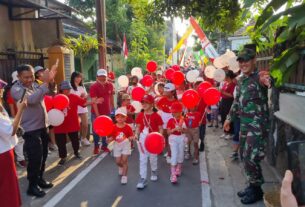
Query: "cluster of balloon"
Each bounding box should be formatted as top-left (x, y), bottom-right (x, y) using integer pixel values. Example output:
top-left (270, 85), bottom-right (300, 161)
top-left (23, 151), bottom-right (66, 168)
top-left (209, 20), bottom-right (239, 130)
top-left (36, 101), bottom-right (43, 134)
top-left (186, 70), bottom-right (200, 83)
top-left (93, 115), bottom-right (114, 136)
top-left (146, 61), bottom-right (158, 73)
top-left (144, 132), bottom-right (165, 154)
top-left (172, 64), bottom-right (180, 71)
top-left (142, 75), bottom-right (154, 87)
top-left (118, 75), bottom-right (129, 88)
top-left (197, 81), bottom-right (212, 98)
top-left (213, 68), bottom-right (226, 82)
top-left (45, 94), bottom-right (70, 126)
top-left (131, 86), bottom-right (145, 101)
top-left (181, 89), bottom-right (200, 109)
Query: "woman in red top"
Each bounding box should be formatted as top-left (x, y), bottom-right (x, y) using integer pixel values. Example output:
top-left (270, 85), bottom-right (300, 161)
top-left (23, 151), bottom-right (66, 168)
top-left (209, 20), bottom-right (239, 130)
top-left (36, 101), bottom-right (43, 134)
top-left (54, 81), bottom-right (101, 166)
top-left (219, 70), bottom-right (236, 139)
top-left (135, 94), bottom-right (163, 189)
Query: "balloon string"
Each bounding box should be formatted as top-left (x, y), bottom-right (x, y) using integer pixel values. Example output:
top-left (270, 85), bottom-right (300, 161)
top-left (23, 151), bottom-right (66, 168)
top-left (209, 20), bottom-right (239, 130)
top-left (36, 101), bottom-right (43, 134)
top-left (199, 107), bottom-right (208, 124)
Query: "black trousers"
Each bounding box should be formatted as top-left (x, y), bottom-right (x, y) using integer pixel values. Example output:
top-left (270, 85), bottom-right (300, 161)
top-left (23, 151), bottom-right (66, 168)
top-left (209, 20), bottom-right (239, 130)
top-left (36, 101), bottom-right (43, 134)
top-left (55, 132), bottom-right (79, 159)
top-left (23, 128), bottom-right (49, 186)
top-left (219, 98), bottom-right (234, 134)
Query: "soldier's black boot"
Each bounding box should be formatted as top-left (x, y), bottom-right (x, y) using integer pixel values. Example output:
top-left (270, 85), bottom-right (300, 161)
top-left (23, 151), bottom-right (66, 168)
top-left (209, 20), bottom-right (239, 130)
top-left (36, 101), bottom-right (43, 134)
top-left (240, 185), bottom-right (263, 204)
top-left (38, 178), bottom-right (54, 189)
top-left (27, 182), bottom-right (46, 198)
top-left (199, 142), bottom-right (204, 152)
top-left (237, 185), bottom-right (252, 197)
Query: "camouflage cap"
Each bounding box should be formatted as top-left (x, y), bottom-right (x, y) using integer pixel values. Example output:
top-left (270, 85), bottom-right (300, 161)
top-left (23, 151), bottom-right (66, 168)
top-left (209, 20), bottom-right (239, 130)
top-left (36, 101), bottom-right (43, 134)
top-left (237, 48), bottom-right (256, 61)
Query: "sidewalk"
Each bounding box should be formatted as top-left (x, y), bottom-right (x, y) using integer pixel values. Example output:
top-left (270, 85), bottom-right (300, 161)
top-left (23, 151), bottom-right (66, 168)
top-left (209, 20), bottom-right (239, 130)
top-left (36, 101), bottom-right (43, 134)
top-left (204, 127), bottom-right (282, 207)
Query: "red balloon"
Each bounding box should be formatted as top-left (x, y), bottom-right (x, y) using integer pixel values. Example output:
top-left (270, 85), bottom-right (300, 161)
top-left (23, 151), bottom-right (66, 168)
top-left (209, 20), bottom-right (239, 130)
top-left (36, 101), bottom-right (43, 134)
top-left (142, 75), bottom-right (154, 87)
top-left (182, 89), bottom-right (200, 109)
top-left (165, 68), bottom-right (175, 80)
top-left (44, 95), bottom-right (53, 112)
top-left (146, 61), bottom-right (158, 72)
top-left (203, 88), bottom-right (221, 106)
top-left (197, 81), bottom-right (212, 98)
top-left (131, 86), bottom-right (146, 101)
top-left (93, 115), bottom-right (114, 136)
top-left (144, 132), bottom-right (165, 154)
top-left (172, 65), bottom-right (180, 71)
top-left (172, 71), bottom-right (185, 85)
top-left (53, 94), bottom-right (69, 110)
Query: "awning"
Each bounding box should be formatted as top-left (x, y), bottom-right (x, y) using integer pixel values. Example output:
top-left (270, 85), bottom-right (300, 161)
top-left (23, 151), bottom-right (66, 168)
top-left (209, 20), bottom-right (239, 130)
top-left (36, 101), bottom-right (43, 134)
top-left (0, 0), bottom-right (75, 20)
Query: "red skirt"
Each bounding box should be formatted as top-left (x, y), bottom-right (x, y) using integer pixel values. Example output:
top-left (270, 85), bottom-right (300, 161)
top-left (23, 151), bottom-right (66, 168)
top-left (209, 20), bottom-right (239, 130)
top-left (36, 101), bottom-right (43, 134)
top-left (0, 149), bottom-right (22, 207)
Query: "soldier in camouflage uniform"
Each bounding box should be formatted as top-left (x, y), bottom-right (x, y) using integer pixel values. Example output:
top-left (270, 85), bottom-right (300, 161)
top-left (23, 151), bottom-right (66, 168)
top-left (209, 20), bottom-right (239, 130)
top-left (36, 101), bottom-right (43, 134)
top-left (224, 48), bottom-right (270, 204)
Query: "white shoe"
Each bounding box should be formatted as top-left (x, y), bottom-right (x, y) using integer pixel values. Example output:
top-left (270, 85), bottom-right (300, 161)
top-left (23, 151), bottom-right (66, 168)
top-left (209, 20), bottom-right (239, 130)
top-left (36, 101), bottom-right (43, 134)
top-left (224, 134), bottom-right (233, 140)
top-left (136, 178), bottom-right (147, 189)
top-left (150, 171), bottom-right (158, 181)
top-left (184, 153), bottom-right (190, 160)
top-left (163, 152), bottom-right (168, 158)
top-left (82, 138), bottom-right (91, 146)
top-left (166, 156), bottom-right (171, 164)
top-left (118, 167), bottom-right (123, 176)
top-left (220, 134), bottom-right (226, 138)
top-left (121, 176), bottom-right (128, 184)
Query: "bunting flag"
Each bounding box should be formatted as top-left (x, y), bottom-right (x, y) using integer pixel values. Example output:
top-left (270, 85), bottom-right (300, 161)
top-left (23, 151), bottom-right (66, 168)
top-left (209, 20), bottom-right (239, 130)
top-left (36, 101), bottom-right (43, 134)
top-left (189, 17), bottom-right (219, 59)
top-left (122, 34), bottom-right (128, 59)
top-left (166, 25), bottom-right (194, 64)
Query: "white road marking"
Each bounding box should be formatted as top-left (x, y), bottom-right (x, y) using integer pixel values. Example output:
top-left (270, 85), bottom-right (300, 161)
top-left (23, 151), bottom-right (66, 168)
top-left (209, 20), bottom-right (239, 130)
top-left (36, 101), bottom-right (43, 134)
top-left (200, 152), bottom-right (212, 207)
top-left (43, 152), bottom-right (108, 207)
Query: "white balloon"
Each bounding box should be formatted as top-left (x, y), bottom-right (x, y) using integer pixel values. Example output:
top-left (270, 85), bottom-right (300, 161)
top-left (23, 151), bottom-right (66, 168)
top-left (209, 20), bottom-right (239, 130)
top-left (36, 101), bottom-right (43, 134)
top-left (213, 56), bottom-right (227, 69)
top-left (131, 67), bottom-right (142, 76)
top-left (213, 68), bottom-right (226, 82)
top-left (48, 109), bottom-right (64, 126)
top-left (131, 101), bottom-right (142, 113)
top-left (224, 49), bottom-right (236, 58)
top-left (228, 57), bottom-right (240, 73)
top-left (154, 82), bottom-right (161, 95)
top-left (118, 75), bottom-right (129, 87)
top-left (186, 70), bottom-right (199, 83)
top-left (204, 65), bottom-right (216, 79)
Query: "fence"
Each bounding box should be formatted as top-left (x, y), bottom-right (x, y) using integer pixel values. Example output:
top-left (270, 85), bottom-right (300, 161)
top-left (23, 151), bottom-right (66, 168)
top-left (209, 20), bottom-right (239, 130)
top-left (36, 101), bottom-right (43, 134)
top-left (0, 51), bottom-right (45, 83)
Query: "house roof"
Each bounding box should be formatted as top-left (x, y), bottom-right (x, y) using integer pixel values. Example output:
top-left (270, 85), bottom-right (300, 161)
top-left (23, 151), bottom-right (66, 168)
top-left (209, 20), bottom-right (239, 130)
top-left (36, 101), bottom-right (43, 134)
top-left (232, 19), bottom-right (256, 37)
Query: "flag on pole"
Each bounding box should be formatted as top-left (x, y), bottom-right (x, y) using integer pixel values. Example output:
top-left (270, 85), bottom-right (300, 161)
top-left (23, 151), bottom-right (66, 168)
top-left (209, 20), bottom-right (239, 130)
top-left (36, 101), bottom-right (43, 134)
top-left (122, 34), bottom-right (128, 59)
top-left (189, 17), bottom-right (219, 59)
top-left (167, 25), bottom-right (193, 64)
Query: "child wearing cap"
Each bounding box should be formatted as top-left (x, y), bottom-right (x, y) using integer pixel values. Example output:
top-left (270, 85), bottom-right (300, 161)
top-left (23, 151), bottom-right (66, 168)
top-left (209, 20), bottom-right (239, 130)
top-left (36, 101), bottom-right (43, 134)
top-left (167, 102), bottom-right (187, 184)
top-left (135, 94), bottom-right (163, 189)
top-left (157, 83), bottom-right (177, 163)
top-left (54, 81), bottom-right (102, 166)
top-left (108, 107), bottom-right (134, 184)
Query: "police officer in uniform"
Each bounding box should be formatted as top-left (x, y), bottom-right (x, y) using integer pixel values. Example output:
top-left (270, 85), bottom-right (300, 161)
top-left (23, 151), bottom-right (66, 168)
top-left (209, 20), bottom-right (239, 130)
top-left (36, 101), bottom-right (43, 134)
top-left (11, 64), bottom-right (57, 197)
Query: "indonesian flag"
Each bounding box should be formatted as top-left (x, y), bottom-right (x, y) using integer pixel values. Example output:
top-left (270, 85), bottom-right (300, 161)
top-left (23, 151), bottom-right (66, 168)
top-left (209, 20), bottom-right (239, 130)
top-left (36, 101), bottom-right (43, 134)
top-left (122, 34), bottom-right (128, 59)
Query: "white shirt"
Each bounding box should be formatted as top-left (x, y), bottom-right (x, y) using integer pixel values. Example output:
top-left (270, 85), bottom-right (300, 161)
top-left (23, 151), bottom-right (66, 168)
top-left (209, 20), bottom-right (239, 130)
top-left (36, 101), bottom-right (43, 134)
top-left (0, 110), bottom-right (18, 154)
top-left (70, 86), bottom-right (88, 114)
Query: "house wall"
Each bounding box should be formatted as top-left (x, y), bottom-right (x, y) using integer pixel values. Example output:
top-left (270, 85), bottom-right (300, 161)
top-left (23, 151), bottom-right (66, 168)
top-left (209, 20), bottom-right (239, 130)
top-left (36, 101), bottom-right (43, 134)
top-left (0, 6), bottom-right (35, 51)
top-left (228, 36), bottom-right (251, 51)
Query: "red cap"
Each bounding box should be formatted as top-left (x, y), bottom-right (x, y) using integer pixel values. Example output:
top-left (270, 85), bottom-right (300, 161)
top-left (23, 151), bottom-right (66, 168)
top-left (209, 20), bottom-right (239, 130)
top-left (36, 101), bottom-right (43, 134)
top-left (108, 71), bottom-right (115, 80)
top-left (141, 94), bottom-right (154, 104)
top-left (171, 101), bottom-right (183, 113)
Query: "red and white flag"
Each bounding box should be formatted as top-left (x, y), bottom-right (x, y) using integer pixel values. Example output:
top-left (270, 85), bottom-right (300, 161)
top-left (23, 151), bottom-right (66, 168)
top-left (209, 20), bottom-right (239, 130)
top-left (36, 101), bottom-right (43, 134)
top-left (122, 34), bottom-right (128, 60)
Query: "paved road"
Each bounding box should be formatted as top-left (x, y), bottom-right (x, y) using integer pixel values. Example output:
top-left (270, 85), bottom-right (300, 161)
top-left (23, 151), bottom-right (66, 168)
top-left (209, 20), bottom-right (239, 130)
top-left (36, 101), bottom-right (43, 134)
top-left (47, 148), bottom-right (203, 207)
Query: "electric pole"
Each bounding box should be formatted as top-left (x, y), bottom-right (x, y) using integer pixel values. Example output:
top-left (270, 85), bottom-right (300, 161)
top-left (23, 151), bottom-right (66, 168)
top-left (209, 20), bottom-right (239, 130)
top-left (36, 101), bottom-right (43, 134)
top-left (96, 0), bottom-right (107, 70)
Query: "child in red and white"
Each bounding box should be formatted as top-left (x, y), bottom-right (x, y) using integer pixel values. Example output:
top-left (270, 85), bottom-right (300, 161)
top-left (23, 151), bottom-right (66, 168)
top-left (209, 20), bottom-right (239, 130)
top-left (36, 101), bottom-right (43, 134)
top-left (157, 83), bottom-right (177, 163)
top-left (167, 102), bottom-right (187, 184)
top-left (108, 107), bottom-right (134, 184)
top-left (135, 94), bottom-right (163, 189)
top-left (184, 107), bottom-right (201, 165)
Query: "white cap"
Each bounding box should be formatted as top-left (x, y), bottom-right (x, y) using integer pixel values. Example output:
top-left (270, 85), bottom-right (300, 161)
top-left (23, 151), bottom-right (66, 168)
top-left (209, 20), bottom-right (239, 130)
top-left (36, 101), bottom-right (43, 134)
top-left (164, 83), bottom-right (175, 92)
top-left (97, 69), bottom-right (107, 77)
top-left (11, 71), bottom-right (18, 83)
top-left (115, 107), bottom-right (127, 116)
top-left (196, 77), bottom-right (204, 82)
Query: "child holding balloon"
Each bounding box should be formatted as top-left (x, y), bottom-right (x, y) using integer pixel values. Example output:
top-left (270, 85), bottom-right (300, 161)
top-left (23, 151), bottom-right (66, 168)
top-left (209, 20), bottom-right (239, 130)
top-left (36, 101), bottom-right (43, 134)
top-left (135, 94), bottom-right (163, 189)
top-left (108, 107), bottom-right (134, 184)
top-left (167, 102), bottom-right (187, 184)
